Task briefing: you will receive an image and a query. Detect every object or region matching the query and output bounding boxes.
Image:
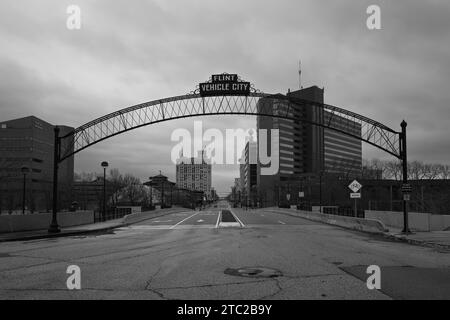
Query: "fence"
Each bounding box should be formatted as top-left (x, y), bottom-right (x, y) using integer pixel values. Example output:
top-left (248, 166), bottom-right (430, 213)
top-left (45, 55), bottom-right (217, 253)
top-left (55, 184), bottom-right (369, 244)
top-left (322, 206), bottom-right (365, 218)
top-left (94, 207), bottom-right (132, 222)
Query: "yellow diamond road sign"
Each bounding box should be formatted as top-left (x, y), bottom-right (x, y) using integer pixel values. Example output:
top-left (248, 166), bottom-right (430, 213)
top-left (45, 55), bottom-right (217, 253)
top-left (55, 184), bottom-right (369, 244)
top-left (348, 180), bottom-right (362, 193)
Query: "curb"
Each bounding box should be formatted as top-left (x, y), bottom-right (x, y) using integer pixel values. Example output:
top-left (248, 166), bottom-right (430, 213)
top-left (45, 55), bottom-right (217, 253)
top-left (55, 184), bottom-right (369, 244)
top-left (382, 233), bottom-right (450, 251)
top-left (0, 208), bottom-right (189, 243)
top-left (0, 224), bottom-right (124, 243)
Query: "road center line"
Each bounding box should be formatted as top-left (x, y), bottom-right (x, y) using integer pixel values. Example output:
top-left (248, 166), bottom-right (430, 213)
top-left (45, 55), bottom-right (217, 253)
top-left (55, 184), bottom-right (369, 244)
top-left (278, 220), bottom-right (286, 225)
top-left (169, 211), bottom-right (200, 229)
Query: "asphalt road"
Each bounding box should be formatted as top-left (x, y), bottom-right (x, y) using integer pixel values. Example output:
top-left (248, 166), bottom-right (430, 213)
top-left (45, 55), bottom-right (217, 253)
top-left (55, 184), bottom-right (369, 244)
top-left (0, 201), bottom-right (449, 299)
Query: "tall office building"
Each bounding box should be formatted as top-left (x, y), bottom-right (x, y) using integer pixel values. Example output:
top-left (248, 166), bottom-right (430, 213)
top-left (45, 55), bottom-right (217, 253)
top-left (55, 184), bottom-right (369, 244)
top-left (324, 111), bottom-right (362, 177)
top-left (176, 151), bottom-right (212, 199)
top-left (0, 116), bottom-right (74, 213)
top-left (256, 86), bottom-right (361, 206)
top-left (239, 139), bottom-right (258, 206)
top-left (256, 86), bottom-right (324, 205)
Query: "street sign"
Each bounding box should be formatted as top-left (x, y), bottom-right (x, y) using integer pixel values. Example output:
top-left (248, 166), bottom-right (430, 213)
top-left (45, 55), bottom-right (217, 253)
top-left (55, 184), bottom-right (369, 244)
top-left (298, 191), bottom-right (305, 198)
top-left (199, 74), bottom-right (250, 97)
top-left (350, 193), bottom-right (361, 199)
top-left (403, 194), bottom-right (411, 201)
top-left (348, 180), bottom-right (362, 193)
top-left (402, 184), bottom-right (412, 194)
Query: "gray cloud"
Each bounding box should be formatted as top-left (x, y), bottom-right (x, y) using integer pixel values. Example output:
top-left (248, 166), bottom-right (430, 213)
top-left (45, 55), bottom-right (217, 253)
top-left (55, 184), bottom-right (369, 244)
top-left (1, 0), bottom-right (449, 193)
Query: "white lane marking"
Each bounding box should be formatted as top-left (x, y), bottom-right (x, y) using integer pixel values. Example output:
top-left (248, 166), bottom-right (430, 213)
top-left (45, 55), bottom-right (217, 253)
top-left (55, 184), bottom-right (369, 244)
top-left (172, 225), bottom-right (216, 229)
top-left (169, 211), bottom-right (200, 229)
top-left (197, 219), bottom-right (204, 222)
top-left (215, 211), bottom-right (221, 228)
top-left (230, 209), bottom-right (245, 227)
top-left (152, 220), bottom-right (172, 223)
top-left (118, 225), bottom-right (217, 230)
top-left (278, 220), bottom-right (286, 225)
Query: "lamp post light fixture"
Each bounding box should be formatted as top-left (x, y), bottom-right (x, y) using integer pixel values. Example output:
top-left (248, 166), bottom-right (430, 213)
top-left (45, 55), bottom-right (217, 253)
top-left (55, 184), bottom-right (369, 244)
top-left (101, 161), bottom-right (109, 221)
top-left (21, 166), bottom-right (29, 214)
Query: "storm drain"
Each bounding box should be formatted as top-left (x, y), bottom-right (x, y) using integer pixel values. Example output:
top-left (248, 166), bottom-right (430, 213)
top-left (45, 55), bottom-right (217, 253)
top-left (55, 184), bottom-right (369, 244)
top-left (224, 267), bottom-right (282, 278)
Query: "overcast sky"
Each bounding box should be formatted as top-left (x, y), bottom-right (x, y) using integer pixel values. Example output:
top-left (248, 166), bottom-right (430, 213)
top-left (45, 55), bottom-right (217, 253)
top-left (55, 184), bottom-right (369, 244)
top-left (1, 0), bottom-right (449, 194)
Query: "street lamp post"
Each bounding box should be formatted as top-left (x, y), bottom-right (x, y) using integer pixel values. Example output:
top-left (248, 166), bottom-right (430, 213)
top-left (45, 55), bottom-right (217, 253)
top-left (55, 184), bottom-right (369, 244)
top-left (21, 166), bottom-right (29, 214)
top-left (319, 172), bottom-right (323, 213)
top-left (48, 126), bottom-right (60, 233)
top-left (101, 161), bottom-right (109, 221)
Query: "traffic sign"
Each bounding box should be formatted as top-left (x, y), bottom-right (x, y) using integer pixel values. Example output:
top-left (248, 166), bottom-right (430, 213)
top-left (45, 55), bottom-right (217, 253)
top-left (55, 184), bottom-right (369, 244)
top-left (350, 193), bottom-right (361, 199)
top-left (348, 180), bottom-right (362, 193)
top-left (286, 194), bottom-right (291, 201)
top-left (402, 184), bottom-right (412, 194)
top-left (298, 191), bottom-right (305, 198)
top-left (403, 194), bottom-right (411, 201)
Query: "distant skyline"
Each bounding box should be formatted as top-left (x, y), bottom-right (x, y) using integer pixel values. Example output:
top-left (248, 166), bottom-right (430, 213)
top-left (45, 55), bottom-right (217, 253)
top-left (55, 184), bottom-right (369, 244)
top-left (1, 0), bottom-right (450, 193)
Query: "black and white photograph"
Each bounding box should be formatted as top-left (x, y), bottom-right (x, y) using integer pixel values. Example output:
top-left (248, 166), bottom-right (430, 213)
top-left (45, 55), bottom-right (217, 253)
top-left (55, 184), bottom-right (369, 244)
top-left (0, 0), bottom-right (449, 309)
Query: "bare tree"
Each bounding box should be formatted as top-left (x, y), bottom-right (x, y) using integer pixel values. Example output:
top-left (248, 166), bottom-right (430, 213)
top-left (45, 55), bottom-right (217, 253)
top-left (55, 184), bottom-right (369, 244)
top-left (109, 168), bottom-right (125, 205)
top-left (363, 159), bottom-right (450, 180)
top-left (122, 174), bottom-right (146, 205)
top-left (384, 160), bottom-right (402, 180)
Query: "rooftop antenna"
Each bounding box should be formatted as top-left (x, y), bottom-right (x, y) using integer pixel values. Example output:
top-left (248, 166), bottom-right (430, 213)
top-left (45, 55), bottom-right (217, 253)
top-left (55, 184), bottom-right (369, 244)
top-left (298, 59), bottom-right (303, 90)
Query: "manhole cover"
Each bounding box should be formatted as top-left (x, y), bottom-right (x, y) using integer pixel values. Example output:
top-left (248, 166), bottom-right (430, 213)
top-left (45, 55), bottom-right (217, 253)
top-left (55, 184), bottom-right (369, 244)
top-left (224, 267), bottom-right (282, 278)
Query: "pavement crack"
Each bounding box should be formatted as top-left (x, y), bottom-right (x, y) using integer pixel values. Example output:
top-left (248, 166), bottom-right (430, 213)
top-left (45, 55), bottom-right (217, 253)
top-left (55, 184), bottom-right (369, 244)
top-left (258, 278), bottom-right (283, 300)
top-left (145, 265), bottom-right (170, 300)
top-left (150, 279), bottom-right (270, 292)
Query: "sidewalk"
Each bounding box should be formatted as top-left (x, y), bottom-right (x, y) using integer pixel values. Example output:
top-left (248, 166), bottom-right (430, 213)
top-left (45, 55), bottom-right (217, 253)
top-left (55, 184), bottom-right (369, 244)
top-left (385, 227), bottom-right (450, 250)
top-left (0, 207), bottom-right (188, 242)
top-left (0, 219), bottom-right (124, 242)
top-left (265, 207), bottom-right (450, 250)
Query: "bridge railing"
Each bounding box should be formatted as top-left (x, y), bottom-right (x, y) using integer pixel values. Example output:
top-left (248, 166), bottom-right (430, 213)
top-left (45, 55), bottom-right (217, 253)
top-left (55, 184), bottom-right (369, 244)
top-left (94, 207), bottom-right (131, 223)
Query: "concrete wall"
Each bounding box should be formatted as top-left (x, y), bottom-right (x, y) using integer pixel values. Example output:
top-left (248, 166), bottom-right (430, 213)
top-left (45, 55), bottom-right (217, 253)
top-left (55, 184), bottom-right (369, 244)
top-left (116, 206), bottom-right (141, 214)
top-left (365, 210), bottom-right (450, 231)
top-left (0, 211), bottom-right (94, 233)
top-left (122, 207), bottom-right (186, 225)
top-left (266, 207), bottom-right (387, 234)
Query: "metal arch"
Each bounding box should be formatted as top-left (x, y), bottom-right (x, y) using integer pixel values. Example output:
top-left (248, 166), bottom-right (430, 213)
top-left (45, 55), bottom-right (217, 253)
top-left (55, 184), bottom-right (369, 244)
top-left (58, 92), bottom-right (402, 162)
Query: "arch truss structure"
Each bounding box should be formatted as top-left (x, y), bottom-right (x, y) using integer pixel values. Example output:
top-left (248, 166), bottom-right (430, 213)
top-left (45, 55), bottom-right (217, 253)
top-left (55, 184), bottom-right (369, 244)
top-left (48, 73), bottom-right (410, 234)
top-left (58, 93), bottom-right (402, 162)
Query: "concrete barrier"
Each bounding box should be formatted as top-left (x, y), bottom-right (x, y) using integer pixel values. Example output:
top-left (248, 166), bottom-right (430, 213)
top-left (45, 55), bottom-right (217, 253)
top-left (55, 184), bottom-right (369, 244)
top-left (0, 211), bottom-right (94, 233)
top-left (122, 207), bottom-right (189, 225)
top-left (116, 206), bottom-right (142, 214)
top-left (365, 210), bottom-right (450, 231)
top-left (265, 207), bottom-right (388, 234)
